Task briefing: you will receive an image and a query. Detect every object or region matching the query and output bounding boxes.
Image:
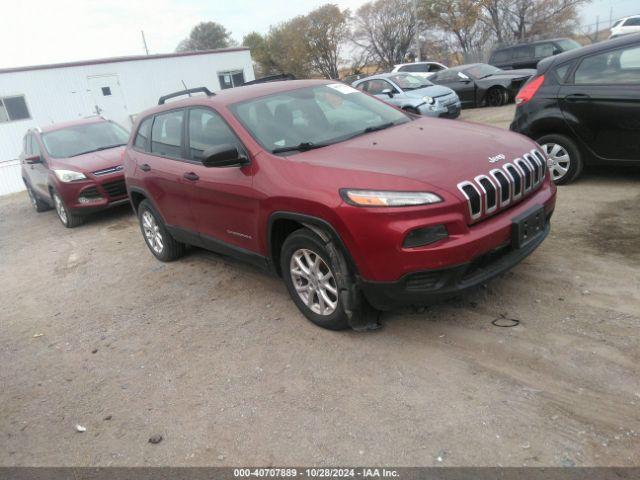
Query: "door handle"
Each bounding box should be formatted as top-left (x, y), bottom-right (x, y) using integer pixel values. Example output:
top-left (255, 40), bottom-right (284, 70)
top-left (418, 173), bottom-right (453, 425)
top-left (139, 163), bottom-right (151, 172)
top-left (183, 172), bottom-right (199, 181)
top-left (564, 93), bottom-right (591, 102)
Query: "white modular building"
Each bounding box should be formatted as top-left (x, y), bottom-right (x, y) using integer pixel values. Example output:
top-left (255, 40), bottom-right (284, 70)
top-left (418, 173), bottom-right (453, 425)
top-left (0, 48), bottom-right (255, 195)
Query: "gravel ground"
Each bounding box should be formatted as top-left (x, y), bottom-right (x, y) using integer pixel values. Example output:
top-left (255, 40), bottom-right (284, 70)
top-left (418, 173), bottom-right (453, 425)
top-left (1, 105), bottom-right (639, 467)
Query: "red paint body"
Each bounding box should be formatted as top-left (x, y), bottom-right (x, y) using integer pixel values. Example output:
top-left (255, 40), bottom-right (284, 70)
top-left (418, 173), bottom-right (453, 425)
top-left (124, 80), bottom-right (556, 283)
top-left (20, 118), bottom-right (128, 214)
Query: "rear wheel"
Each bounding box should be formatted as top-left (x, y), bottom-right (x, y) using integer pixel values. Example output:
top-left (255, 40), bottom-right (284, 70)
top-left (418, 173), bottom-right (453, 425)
top-left (53, 190), bottom-right (84, 228)
top-left (137, 199), bottom-right (185, 261)
top-left (538, 134), bottom-right (583, 184)
top-left (24, 180), bottom-right (49, 212)
top-left (485, 87), bottom-right (507, 107)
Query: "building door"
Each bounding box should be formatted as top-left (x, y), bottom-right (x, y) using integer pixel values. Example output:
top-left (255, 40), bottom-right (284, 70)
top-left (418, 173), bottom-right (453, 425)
top-left (87, 75), bottom-right (130, 126)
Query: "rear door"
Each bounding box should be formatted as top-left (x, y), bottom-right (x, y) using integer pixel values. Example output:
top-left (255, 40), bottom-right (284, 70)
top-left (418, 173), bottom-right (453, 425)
top-left (28, 134), bottom-right (50, 196)
top-left (512, 45), bottom-right (534, 69)
top-left (131, 109), bottom-right (197, 229)
top-left (183, 107), bottom-right (259, 252)
top-left (560, 43), bottom-right (640, 162)
top-left (432, 70), bottom-right (476, 106)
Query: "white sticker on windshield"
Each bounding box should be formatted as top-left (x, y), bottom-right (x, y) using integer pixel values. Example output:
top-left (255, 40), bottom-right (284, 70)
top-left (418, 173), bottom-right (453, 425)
top-left (327, 83), bottom-right (358, 94)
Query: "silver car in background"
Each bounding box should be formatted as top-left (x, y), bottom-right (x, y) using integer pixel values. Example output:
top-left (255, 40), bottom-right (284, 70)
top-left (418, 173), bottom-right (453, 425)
top-left (352, 73), bottom-right (461, 119)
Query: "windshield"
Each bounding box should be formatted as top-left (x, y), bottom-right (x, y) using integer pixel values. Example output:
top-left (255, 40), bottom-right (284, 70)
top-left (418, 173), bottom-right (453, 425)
top-left (556, 39), bottom-right (581, 51)
top-left (464, 64), bottom-right (502, 79)
top-left (229, 84), bottom-right (410, 154)
top-left (42, 121), bottom-right (129, 158)
top-left (389, 74), bottom-right (434, 90)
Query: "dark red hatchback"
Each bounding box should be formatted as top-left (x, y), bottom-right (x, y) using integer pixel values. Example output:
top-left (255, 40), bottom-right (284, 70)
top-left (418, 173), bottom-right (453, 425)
top-left (124, 81), bottom-right (556, 330)
top-left (21, 117), bottom-right (130, 227)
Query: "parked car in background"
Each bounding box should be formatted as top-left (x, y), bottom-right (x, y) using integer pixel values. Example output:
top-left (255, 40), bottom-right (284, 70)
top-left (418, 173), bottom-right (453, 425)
top-left (125, 81), bottom-right (556, 331)
top-left (489, 38), bottom-right (581, 70)
top-left (510, 34), bottom-right (640, 184)
top-left (391, 61), bottom-right (448, 78)
top-left (352, 73), bottom-right (461, 118)
top-left (610, 15), bottom-right (640, 39)
top-left (20, 117), bottom-right (130, 227)
top-left (429, 63), bottom-right (535, 108)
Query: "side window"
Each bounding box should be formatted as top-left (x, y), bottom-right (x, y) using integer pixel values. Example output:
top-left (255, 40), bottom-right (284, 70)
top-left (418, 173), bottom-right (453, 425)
top-left (492, 49), bottom-right (512, 64)
top-left (623, 17), bottom-right (640, 26)
top-left (151, 110), bottom-right (184, 158)
top-left (31, 136), bottom-right (42, 156)
top-left (428, 64), bottom-right (445, 72)
top-left (574, 46), bottom-right (640, 85)
top-left (134, 116), bottom-right (153, 151)
top-left (554, 61), bottom-right (574, 83)
top-left (23, 134), bottom-right (31, 155)
top-left (534, 43), bottom-right (555, 58)
top-left (513, 46), bottom-right (532, 60)
top-left (366, 80), bottom-right (396, 95)
top-left (355, 81), bottom-right (367, 92)
top-left (187, 108), bottom-right (242, 160)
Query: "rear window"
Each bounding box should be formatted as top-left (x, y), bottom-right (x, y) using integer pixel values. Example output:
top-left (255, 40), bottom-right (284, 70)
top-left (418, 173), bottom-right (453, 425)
top-left (134, 117), bottom-right (153, 151)
top-left (399, 64), bottom-right (428, 73)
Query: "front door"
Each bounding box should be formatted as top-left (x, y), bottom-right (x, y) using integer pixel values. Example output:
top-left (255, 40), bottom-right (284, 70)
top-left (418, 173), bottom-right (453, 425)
top-left (87, 75), bottom-right (131, 126)
top-left (183, 107), bottom-right (259, 253)
top-left (560, 43), bottom-right (640, 162)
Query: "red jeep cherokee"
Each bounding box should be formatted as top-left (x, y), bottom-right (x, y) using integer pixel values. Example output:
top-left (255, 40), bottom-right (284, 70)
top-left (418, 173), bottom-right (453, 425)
top-left (124, 81), bottom-right (556, 330)
top-left (21, 117), bottom-right (130, 227)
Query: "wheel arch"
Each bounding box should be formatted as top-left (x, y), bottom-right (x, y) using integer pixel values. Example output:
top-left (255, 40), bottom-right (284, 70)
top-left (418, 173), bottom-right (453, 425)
top-left (267, 212), bottom-right (358, 278)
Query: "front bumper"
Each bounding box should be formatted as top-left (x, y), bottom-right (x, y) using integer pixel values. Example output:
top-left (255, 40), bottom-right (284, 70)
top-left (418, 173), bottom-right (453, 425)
top-left (55, 175), bottom-right (129, 215)
top-left (360, 213), bottom-right (552, 310)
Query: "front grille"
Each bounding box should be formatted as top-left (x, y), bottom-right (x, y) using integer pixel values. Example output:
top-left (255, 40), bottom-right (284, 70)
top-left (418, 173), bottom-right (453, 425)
top-left (457, 148), bottom-right (546, 224)
top-left (101, 179), bottom-right (127, 198)
top-left (80, 187), bottom-right (101, 199)
top-left (93, 165), bottom-right (124, 176)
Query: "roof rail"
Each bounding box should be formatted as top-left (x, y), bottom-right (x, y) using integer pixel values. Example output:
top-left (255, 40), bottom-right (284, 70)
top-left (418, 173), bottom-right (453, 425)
top-left (242, 74), bottom-right (296, 86)
top-left (158, 87), bottom-right (214, 105)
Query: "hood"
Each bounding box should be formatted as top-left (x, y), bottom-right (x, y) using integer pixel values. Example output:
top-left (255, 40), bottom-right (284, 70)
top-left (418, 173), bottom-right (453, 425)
top-left (490, 69), bottom-right (536, 79)
top-left (404, 84), bottom-right (454, 99)
top-left (292, 118), bottom-right (538, 196)
top-left (52, 146), bottom-right (125, 174)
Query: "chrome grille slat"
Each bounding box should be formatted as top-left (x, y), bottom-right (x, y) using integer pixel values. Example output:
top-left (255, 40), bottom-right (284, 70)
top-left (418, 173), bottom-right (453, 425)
top-left (459, 149), bottom-right (547, 224)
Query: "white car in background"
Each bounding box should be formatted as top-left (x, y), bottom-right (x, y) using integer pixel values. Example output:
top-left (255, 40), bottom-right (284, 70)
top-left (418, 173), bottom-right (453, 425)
top-left (609, 15), bottom-right (640, 39)
top-left (391, 61), bottom-right (448, 78)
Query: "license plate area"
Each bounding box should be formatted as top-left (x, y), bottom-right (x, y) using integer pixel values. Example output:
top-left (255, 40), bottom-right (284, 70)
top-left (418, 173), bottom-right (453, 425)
top-left (512, 205), bottom-right (545, 249)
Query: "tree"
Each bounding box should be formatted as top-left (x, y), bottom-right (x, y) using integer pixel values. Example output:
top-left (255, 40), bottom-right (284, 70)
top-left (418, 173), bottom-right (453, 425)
top-left (353, 0), bottom-right (419, 70)
top-left (305, 4), bottom-right (350, 79)
top-left (242, 32), bottom-right (278, 77)
top-left (264, 16), bottom-right (315, 78)
top-left (176, 22), bottom-right (235, 52)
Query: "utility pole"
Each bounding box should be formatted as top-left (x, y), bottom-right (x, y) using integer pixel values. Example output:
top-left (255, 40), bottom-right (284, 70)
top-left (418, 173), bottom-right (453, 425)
top-left (141, 30), bottom-right (150, 55)
top-left (595, 15), bottom-right (599, 42)
top-left (413, 0), bottom-right (421, 62)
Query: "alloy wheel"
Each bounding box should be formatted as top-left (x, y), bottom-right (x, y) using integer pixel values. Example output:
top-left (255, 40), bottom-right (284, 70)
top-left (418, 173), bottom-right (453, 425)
top-left (54, 194), bottom-right (68, 225)
top-left (142, 210), bottom-right (164, 254)
top-left (542, 143), bottom-right (571, 182)
top-left (289, 248), bottom-right (338, 316)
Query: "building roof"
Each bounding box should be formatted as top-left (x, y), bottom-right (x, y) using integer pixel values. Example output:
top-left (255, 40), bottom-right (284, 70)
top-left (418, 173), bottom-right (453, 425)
top-left (0, 47), bottom-right (250, 75)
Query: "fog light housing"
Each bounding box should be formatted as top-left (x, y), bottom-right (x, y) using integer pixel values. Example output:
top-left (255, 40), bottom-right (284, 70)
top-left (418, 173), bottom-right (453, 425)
top-left (403, 224), bottom-right (448, 248)
top-left (78, 196), bottom-right (104, 204)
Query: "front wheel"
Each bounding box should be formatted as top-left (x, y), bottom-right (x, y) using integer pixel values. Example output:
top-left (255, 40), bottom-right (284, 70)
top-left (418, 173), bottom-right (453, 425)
top-left (537, 134), bottom-right (583, 184)
top-left (53, 190), bottom-right (83, 228)
top-left (485, 87), bottom-right (507, 107)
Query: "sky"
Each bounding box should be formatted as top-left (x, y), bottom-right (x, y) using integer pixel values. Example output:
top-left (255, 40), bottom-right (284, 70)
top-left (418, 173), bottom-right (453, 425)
top-left (1, 0), bottom-right (639, 69)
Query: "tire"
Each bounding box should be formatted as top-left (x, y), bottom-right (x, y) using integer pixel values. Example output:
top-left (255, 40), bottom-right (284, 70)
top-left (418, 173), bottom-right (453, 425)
top-left (280, 228), bottom-right (378, 331)
top-left (52, 190), bottom-right (84, 228)
top-left (485, 87), bottom-right (506, 107)
top-left (24, 180), bottom-right (50, 212)
top-left (137, 199), bottom-right (185, 261)
top-left (537, 134), bottom-right (583, 185)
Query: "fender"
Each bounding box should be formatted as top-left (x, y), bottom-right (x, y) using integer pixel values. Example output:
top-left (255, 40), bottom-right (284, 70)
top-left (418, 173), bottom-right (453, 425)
top-left (267, 211), bottom-right (359, 276)
top-left (127, 186), bottom-right (164, 220)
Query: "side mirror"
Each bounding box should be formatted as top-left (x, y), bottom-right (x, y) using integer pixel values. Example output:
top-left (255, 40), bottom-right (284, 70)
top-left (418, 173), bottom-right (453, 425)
top-left (25, 154), bottom-right (42, 165)
top-left (201, 144), bottom-right (248, 168)
top-left (381, 88), bottom-right (394, 98)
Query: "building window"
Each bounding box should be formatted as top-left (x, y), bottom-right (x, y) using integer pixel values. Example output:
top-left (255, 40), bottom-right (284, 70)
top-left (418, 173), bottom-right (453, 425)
top-left (218, 70), bottom-right (245, 90)
top-left (101, 87), bottom-right (112, 96)
top-left (0, 95), bottom-right (31, 123)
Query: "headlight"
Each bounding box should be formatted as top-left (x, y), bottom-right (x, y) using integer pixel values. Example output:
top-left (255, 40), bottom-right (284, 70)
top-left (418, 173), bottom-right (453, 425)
top-left (341, 189), bottom-right (442, 207)
top-left (53, 170), bottom-right (87, 182)
top-left (422, 96), bottom-right (435, 105)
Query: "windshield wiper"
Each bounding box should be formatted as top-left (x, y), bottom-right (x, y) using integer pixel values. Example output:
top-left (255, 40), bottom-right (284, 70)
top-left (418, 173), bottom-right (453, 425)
top-left (69, 144), bottom-right (126, 157)
top-left (272, 142), bottom-right (329, 154)
top-left (363, 122), bottom-right (395, 134)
